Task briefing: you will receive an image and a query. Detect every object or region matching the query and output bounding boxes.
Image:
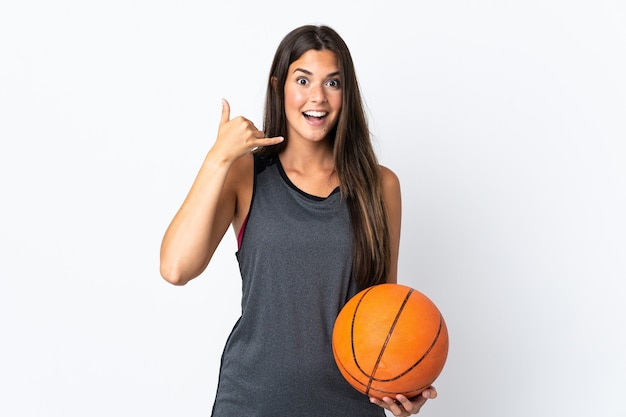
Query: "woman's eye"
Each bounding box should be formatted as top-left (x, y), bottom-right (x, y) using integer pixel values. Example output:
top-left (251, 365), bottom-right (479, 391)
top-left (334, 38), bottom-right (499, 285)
top-left (326, 79), bottom-right (341, 88)
top-left (296, 77), bottom-right (308, 85)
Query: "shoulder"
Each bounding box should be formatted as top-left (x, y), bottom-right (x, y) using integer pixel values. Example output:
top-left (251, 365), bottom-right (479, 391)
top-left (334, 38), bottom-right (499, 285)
top-left (224, 154), bottom-right (256, 229)
top-left (226, 153), bottom-right (255, 188)
top-left (229, 153), bottom-right (276, 179)
top-left (227, 153), bottom-right (280, 193)
top-left (379, 165), bottom-right (402, 211)
top-left (379, 165), bottom-right (401, 190)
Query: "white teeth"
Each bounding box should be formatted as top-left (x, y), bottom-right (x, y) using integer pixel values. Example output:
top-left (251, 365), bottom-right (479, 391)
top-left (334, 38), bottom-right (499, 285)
top-left (304, 111), bottom-right (327, 118)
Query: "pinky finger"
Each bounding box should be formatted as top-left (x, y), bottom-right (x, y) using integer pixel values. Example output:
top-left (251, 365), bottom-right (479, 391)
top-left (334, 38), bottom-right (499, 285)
top-left (259, 136), bottom-right (284, 146)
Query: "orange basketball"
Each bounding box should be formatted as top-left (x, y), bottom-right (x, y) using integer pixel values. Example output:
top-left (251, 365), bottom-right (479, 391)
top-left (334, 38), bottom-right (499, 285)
top-left (332, 283), bottom-right (449, 399)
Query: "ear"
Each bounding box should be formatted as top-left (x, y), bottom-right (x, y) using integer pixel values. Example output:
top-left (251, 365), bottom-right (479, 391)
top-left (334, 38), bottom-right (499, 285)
top-left (271, 76), bottom-right (278, 92)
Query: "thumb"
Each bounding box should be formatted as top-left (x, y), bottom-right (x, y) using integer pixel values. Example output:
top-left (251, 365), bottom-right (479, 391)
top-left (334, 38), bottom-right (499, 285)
top-left (220, 98), bottom-right (231, 125)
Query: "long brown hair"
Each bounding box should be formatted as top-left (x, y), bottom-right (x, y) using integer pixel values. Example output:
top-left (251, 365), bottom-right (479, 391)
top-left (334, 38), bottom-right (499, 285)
top-left (258, 25), bottom-right (390, 288)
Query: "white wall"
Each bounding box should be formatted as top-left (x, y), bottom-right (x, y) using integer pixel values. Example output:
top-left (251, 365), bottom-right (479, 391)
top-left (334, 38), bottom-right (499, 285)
top-left (1, 1), bottom-right (624, 416)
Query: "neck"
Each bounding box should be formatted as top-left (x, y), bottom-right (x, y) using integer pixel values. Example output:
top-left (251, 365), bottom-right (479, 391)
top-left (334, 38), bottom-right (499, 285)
top-left (279, 140), bottom-right (335, 174)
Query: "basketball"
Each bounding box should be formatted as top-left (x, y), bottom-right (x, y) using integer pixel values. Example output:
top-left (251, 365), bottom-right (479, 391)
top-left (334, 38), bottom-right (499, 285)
top-left (332, 283), bottom-right (449, 399)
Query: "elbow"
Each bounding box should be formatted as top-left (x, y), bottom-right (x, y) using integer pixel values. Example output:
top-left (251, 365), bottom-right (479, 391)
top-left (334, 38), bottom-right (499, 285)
top-left (160, 245), bottom-right (209, 286)
top-left (160, 261), bottom-right (192, 286)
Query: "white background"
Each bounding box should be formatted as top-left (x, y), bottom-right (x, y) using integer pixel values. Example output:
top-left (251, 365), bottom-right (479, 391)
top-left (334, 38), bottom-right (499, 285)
top-left (1, 1), bottom-right (625, 416)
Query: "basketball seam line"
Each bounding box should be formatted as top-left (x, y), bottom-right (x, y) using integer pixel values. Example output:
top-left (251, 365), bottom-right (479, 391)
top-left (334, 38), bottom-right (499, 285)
top-left (364, 288), bottom-right (413, 396)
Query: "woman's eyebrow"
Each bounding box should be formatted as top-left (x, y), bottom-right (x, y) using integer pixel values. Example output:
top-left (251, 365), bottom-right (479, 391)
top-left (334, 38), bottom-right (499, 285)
top-left (293, 68), bottom-right (341, 78)
top-left (293, 68), bottom-right (313, 75)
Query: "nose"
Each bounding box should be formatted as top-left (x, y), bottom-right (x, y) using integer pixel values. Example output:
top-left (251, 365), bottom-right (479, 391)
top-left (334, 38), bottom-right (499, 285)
top-left (309, 82), bottom-right (327, 103)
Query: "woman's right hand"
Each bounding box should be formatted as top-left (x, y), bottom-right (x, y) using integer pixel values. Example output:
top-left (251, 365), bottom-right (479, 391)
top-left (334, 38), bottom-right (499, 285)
top-left (209, 99), bottom-right (284, 164)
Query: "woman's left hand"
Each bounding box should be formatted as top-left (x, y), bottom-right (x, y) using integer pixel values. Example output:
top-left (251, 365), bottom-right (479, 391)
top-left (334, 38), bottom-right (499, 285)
top-left (370, 386), bottom-right (437, 416)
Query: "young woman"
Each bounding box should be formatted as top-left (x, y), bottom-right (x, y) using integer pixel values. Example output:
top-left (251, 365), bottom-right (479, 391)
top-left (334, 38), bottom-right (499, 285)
top-left (160, 25), bottom-right (437, 417)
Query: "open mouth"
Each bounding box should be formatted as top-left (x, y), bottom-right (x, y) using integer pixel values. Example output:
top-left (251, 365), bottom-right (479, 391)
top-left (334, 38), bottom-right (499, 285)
top-left (303, 110), bottom-right (328, 121)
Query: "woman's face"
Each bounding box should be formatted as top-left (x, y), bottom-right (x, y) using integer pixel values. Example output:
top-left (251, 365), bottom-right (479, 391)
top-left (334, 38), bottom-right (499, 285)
top-left (283, 49), bottom-right (342, 146)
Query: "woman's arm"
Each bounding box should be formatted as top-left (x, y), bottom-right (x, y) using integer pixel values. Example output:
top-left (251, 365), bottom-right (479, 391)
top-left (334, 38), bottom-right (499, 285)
top-left (375, 166), bottom-right (438, 416)
top-left (380, 165), bottom-right (402, 284)
top-left (159, 99), bottom-right (283, 285)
